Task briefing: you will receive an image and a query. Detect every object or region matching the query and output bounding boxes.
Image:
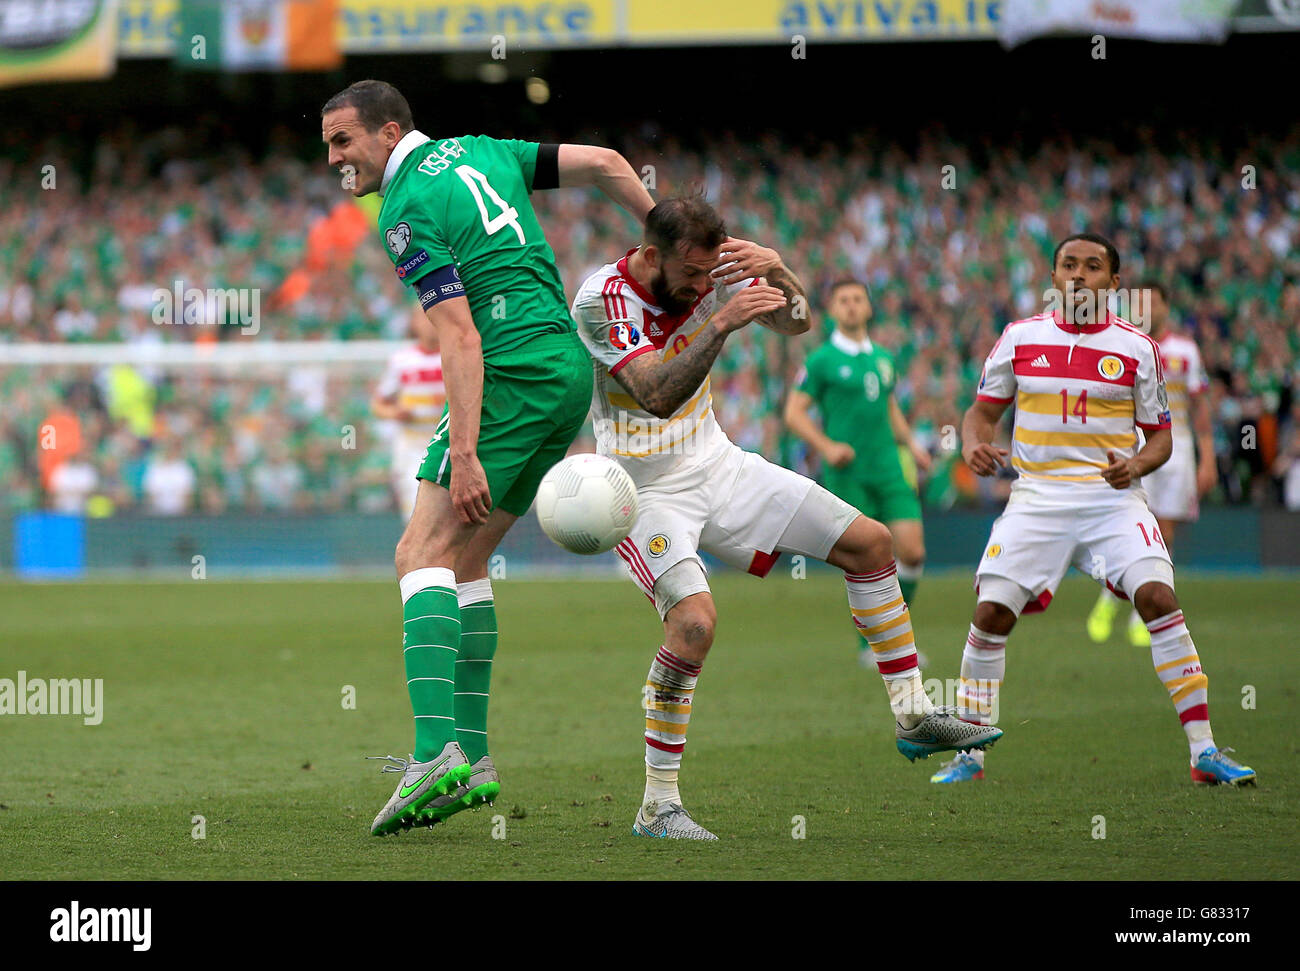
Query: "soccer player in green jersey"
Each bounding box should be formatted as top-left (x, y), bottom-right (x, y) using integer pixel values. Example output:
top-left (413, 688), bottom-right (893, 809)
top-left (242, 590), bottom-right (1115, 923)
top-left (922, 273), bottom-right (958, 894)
top-left (322, 80), bottom-right (655, 835)
top-left (785, 279), bottom-right (930, 664)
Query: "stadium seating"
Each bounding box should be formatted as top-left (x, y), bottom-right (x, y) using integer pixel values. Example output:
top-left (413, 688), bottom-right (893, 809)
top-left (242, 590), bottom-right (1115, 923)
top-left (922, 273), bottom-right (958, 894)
top-left (1, 121), bottom-right (1295, 514)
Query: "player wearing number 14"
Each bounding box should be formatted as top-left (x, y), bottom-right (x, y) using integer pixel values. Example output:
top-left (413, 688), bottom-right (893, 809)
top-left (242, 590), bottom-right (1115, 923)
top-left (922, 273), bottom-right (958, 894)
top-left (931, 233), bottom-right (1255, 788)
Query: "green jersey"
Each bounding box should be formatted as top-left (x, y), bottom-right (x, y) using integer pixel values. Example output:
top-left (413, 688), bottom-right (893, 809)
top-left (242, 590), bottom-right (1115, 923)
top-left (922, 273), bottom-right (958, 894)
top-left (377, 131), bottom-right (572, 359)
top-left (797, 330), bottom-right (903, 482)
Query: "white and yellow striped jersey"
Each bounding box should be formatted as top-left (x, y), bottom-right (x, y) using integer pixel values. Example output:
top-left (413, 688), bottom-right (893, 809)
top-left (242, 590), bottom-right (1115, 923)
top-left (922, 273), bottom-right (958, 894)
top-left (976, 310), bottom-right (1171, 501)
top-left (1157, 331), bottom-right (1207, 448)
top-left (571, 250), bottom-right (752, 488)
top-left (375, 344), bottom-right (446, 454)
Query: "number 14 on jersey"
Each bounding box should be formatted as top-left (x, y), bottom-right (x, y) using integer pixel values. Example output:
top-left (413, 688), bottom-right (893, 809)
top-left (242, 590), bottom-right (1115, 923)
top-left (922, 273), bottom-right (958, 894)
top-left (1060, 388), bottom-right (1088, 423)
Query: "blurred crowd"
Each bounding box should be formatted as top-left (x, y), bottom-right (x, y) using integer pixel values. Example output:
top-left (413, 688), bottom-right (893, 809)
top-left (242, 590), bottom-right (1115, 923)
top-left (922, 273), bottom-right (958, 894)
top-left (1, 118), bottom-right (1297, 515)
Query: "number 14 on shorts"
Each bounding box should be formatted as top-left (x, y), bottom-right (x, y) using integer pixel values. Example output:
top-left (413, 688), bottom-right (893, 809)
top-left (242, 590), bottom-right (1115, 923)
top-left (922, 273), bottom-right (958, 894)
top-left (1137, 521), bottom-right (1166, 549)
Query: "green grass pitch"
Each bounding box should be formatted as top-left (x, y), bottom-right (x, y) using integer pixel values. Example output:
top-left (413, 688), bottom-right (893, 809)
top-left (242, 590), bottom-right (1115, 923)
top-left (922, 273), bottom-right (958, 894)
top-left (1, 572), bottom-right (1294, 880)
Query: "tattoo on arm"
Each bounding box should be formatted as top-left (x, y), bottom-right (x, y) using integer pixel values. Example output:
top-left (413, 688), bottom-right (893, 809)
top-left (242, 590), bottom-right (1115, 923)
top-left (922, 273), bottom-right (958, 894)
top-left (754, 264), bottom-right (808, 335)
top-left (614, 325), bottom-right (729, 419)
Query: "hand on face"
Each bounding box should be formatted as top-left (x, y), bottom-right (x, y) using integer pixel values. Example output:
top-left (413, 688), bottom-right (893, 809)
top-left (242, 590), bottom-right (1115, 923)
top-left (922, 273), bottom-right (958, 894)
top-left (710, 237), bottom-right (782, 287)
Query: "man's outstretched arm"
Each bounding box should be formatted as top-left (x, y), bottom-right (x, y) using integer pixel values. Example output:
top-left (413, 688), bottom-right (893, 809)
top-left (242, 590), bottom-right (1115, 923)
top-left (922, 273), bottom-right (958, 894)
top-left (423, 295), bottom-right (489, 524)
top-left (557, 145), bottom-right (655, 223)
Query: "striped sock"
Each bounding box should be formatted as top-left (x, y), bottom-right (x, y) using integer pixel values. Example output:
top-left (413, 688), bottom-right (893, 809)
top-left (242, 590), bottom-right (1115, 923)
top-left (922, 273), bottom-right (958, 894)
top-left (957, 625), bottom-right (1006, 764)
top-left (643, 646), bottom-right (701, 807)
top-left (399, 567), bottom-right (460, 762)
top-left (454, 578), bottom-right (496, 763)
top-left (1147, 609), bottom-right (1214, 761)
top-left (846, 562), bottom-right (933, 728)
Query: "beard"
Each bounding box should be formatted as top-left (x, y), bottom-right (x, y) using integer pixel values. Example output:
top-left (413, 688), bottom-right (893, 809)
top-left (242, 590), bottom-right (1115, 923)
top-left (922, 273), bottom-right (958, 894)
top-left (649, 269), bottom-right (698, 316)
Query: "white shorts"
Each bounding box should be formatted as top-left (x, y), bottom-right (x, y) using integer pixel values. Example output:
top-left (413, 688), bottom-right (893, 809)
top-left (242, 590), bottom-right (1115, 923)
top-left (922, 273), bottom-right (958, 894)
top-left (613, 442), bottom-right (857, 616)
top-left (1143, 445), bottom-right (1198, 522)
top-left (974, 488), bottom-right (1174, 614)
top-left (392, 442), bottom-right (427, 522)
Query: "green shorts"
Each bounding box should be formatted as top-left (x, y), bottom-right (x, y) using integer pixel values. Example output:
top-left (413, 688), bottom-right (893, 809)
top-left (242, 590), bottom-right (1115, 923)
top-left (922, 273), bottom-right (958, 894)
top-left (418, 332), bottom-right (593, 517)
top-left (822, 469), bottom-right (922, 524)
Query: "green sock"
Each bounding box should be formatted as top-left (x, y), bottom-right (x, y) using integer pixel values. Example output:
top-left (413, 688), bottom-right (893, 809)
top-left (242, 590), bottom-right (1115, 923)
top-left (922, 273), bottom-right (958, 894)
top-left (899, 577), bottom-right (918, 604)
top-left (454, 579), bottom-right (497, 763)
top-left (400, 568), bottom-right (460, 762)
top-left (898, 562), bottom-right (922, 606)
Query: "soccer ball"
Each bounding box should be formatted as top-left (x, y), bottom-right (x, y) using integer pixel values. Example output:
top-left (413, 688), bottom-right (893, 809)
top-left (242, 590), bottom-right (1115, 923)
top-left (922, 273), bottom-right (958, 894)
top-left (535, 453), bottom-right (638, 555)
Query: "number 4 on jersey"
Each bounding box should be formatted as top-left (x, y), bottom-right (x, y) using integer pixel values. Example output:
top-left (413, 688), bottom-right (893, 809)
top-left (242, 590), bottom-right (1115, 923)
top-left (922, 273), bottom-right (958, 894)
top-left (456, 164), bottom-right (526, 244)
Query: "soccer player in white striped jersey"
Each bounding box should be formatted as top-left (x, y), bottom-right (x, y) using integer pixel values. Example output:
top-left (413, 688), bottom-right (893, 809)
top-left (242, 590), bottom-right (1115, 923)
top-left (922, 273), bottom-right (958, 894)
top-left (1086, 281), bottom-right (1217, 647)
top-left (931, 233), bottom-right (1254, 787)
top-left (571, 196), bottom-right (1003, 840)
top-left (371, 307), bottom-right (446, 521)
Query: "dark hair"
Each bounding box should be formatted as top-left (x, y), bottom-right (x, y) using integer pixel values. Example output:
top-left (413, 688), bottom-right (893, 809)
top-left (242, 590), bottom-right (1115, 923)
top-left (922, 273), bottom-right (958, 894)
top-left (1052, 232), bottom-right (1120, 274)
top-left (829, 278), bottom-right (869, 299)
top-left (1136, 278), bottom-right (1168, 303)
top-left (321, 80), bottom-right (413, 135)
top-left (644, 194), bottom-right (727, 256)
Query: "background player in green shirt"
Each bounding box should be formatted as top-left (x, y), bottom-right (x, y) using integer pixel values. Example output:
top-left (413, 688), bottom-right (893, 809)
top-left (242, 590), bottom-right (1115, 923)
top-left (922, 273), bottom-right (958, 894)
top-left (321, 80), bottom-right (655, 835)
top-left (785, 279), bottom-right (930, 664)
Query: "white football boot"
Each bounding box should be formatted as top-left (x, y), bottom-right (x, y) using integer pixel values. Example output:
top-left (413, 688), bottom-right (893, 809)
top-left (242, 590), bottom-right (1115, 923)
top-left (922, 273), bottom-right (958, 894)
top-left (632, 800), bottom-right (719, 840)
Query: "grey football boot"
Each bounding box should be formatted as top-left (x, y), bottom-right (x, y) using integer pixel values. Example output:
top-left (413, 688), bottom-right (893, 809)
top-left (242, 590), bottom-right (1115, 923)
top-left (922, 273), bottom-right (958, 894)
top-left (896, 706), bottom-right (1003, 762)
top-left (368, 741), bottom-right (472, 836)
top-left (415, 755), bottom-right (501, 826)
